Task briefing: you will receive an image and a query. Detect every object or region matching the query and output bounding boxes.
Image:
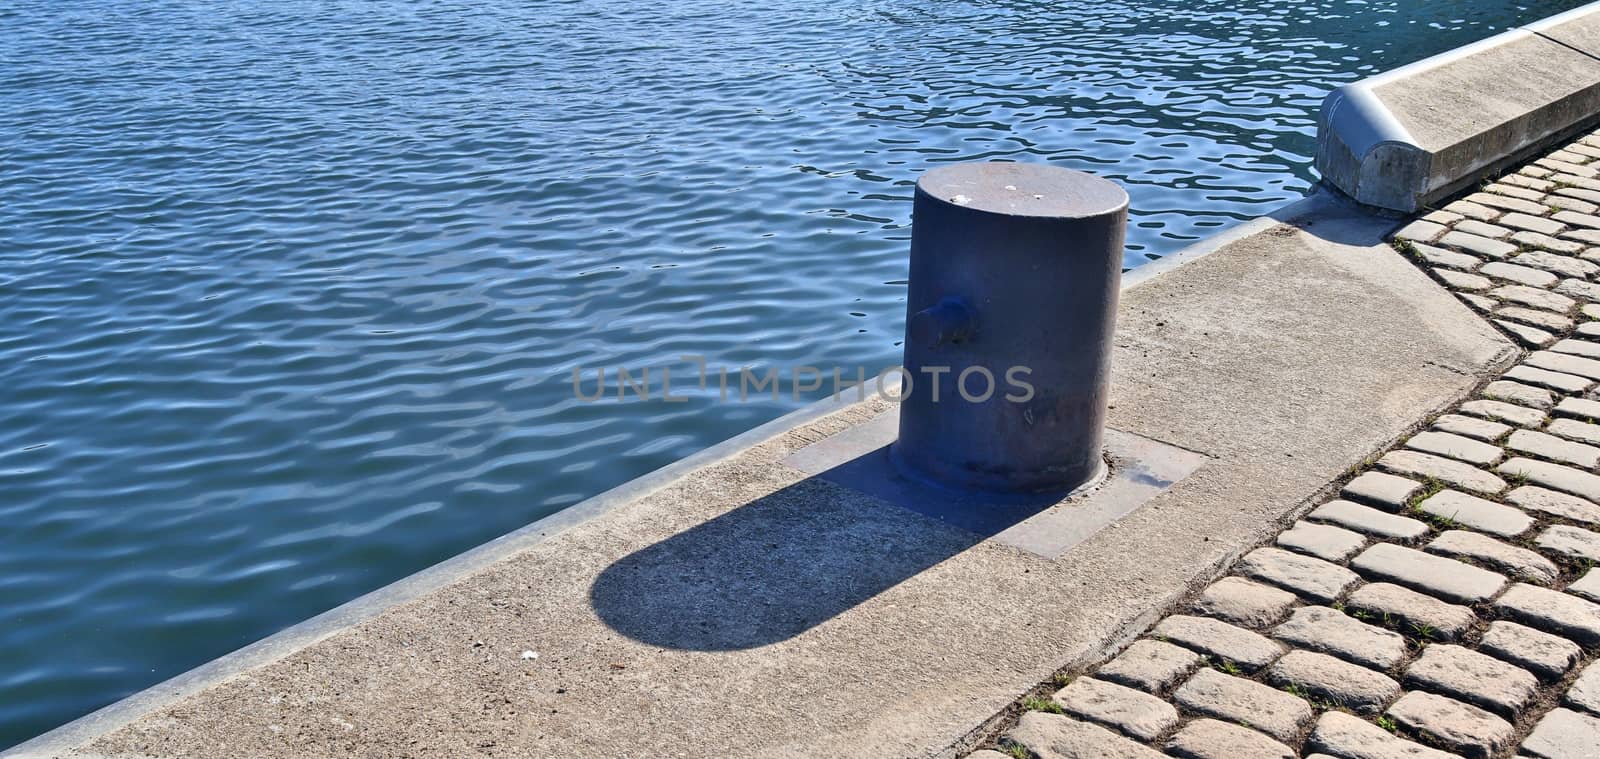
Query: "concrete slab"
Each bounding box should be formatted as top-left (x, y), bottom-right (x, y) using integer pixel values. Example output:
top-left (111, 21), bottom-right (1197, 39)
top-left (1317, 2), bottom-right (1600, 212)
top-left (6, 193), bottom-right (1514, 759)
top-left (784, 416), bottom-right (1208, 558)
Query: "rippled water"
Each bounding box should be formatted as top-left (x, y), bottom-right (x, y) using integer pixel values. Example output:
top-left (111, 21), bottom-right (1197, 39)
top-left (0, 0), bottom-right (1585, 747)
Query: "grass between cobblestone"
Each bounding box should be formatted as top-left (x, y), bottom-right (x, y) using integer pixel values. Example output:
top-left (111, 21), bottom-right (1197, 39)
top-left (965, 130), bottom-right (1600, 759)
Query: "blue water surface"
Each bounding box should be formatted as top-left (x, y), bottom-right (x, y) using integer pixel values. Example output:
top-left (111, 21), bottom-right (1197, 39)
top-left (0, 0), bottom-right (1585, 747)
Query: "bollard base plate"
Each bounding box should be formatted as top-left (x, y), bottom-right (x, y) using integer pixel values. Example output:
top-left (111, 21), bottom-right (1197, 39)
top-left (783, 409), bottom-right (1208, 559)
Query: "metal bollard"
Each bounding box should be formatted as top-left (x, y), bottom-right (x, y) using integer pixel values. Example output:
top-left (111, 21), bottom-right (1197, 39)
top-left (890, 162), bottom-right (1128, 495)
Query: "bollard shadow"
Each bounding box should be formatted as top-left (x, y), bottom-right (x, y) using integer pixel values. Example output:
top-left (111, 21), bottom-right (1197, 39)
top-left (587, 445), bottom-right (1049, 652)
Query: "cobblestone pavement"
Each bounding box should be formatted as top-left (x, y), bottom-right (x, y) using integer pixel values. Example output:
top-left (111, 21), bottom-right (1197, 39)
top-left (970, 133), bottom-right (1600, 759)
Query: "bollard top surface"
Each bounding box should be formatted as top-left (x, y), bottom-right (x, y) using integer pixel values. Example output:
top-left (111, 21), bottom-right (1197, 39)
top-left (915, 162), bottom-right (1127, 219)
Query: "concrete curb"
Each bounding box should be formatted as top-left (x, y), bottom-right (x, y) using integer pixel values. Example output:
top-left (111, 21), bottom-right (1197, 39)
top-left (1318, 1), bottom-right (1600, 212)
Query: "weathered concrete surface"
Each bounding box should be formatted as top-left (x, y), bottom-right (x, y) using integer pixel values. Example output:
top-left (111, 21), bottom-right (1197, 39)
top-left (1529, 2), bottom-right (1600, 59)
top-left (9, 194), bottom-right (1512, 759)
top-left (1317, 2), bottom-right (1600, 212)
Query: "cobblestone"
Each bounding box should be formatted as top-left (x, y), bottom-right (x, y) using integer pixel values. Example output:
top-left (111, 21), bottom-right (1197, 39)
top-left (1432, 268), bottom-right (1491, 291)
top-left (1550, 337), bottom-right (1600, 358)
top-left (1546, 416), bottom-right (1600, 445)
top-left (1554, 209), bottom-right (1600, 229)
top-left (1441, 230), bottom-right (1516, 259)
top-left (1051, 676), bottom-right (1178, 741)
top-left (1266, 650), bottom-right (1399, 714)
top-left (1520, 708), bottom-right (1600, 759)
top-left (1488, 183), bottom-right (1546, 202)
top-left (1558, 184), bottom-right (1600, 203)
top-left (1377, 451), bottom-right (1506, 496)
top-left (1488, 285), bottom-right (1575, 314)
top-left (1506, 173), bottom-right (1557, 192)
top-left (1414, 490), bottom-right (1533, 537)
top-left (1460, 399), bottom-right (1547, 427)
top-left (1467, 192), bottom-right (1546, 215)
top-left (1342, 472), bottom-right (1421, 510)
top-left (1498, 306), bottom-right (1572, 332)
top-left (1478, 620), bottom-right (1581, 682)
top-left (1350, 543), bottom-right (1508, 604)
top-left (1096, 639), bottom-right (1201, 693)
top-left (1171, 668), bottom-right (1313, 744)
top-left (1275, 521), bottom-right (1366, 562)
top-left (1497, 319), bottom-right (1558, 347)
top-left (1425, 530), bottom-right (1557, 585)
top-left (1555, 395), bottom-right (1600, 420)
top-left (1567, 661), bottom-right (1600, 716)
top-left (1385, 691), bottom-right (1513, 759)
top-left (1444, 199), bottom-right (1499, 220)
top-left (1236, 547), bottom-right (1361, 605)
top-left (1411, 243), bottom-right (1479, 270)
top-left (1555, 277), bottom-right (1600, 304)
top-left (1271, 606), bottom-right (1407, 671)
top-left (1346, 582), bottom-right (1477, 642)
top-left (1499, 213), bottom-right (1565, 237)
top-left (1481, 380), bottom-right (1557, 410)
top-left (1534, 524), bottom-right (1600, 562)
top-left (1512, 231), bottom-right (1586, 255)
top-left (1152, 615), bottom-right (1285, 672)
top-left (1551, 170), bottom-right (1600, 187)
top-left (1542, 159), bottom-right (1598, 179)
top-left (1505, 365), bottom-right (1593, 394)
top-left (1528, 349), bottom-right (1600, 379)
top-left (1498, 457), bottom-right (1600, 502)
top-left (1422, 207), bottom-right (1468, 224)
top-left (1482, 260), bottom-right (1559, 287)
top-left (1454, 219), bottom-right (1511, 238)
top-left (1505, 485), bottom-right (1600, 526)
top-left (1429, 413), bottom-right (1510, 442)
top-left (1190, 576), bottom-right (1297, 629)
top-left (1164, 719), bottom-right (1293, 759)
top-left (1494, 583), bottom-right (1600, 646)
top-left (1548, 152), bottom-right (1597, 172)
top-left (1304, 711), bottom-right (1453, 759)
top-left (1507, 428), bottom-right (1600, 467)
top-left (1403, 644), bottom-right (1539, 719)
top-left (1308, 500), bottom-right (1429, 541)
top-left (1393, 219), bottom-right (1447, 242)
top-left (1403, 431), bottom-right (1503, 466)
top-left (1569, 570), bottom-right (1600, 604)
top-left (1566, 143), bottom-right (1600, 162)
top-left (1007, 711), bottom-right (1166, 759)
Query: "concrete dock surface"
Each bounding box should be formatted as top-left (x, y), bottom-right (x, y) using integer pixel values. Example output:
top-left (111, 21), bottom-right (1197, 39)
top-left (9, 190), bottom-right (1515, 758)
